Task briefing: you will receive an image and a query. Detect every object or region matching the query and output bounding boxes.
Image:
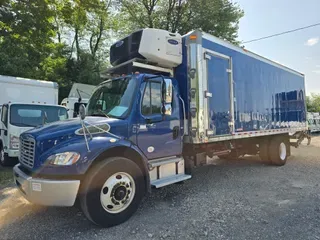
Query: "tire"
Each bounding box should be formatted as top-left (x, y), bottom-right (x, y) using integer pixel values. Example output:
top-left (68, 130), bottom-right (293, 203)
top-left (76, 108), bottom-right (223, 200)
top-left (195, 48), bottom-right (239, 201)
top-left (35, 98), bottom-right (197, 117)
top-left (80, 157), bottom-right (145, 227)
top-left (268, 136), bottom-right (288, 166)
top-left (259, 138), bottom-right (271, 164)
top-left (0, 144), bottom-right (12, 167)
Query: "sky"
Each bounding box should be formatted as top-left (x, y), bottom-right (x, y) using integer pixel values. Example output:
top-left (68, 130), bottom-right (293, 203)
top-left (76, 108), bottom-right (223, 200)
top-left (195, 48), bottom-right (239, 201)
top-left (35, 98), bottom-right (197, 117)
top-left (236, 0), bottom-right (320, 95)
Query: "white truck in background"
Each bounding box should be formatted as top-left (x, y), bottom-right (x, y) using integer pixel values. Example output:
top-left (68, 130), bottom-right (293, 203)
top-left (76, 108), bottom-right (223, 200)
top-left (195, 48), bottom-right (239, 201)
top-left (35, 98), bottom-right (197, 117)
top-left (0, 75), bottom-right (68, 166)
top-left (61, 83), bottom-right (96, 118)
top-left (307, 112), bottom-right (320, 133)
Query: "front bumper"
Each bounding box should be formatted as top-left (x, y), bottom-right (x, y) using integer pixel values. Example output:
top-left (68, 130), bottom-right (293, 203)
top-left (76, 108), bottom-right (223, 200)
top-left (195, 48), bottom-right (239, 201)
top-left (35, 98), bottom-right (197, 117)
top-left (7, 148), bottom-right (19, 158)
top-left (13, 164), bottom-right (80, 207)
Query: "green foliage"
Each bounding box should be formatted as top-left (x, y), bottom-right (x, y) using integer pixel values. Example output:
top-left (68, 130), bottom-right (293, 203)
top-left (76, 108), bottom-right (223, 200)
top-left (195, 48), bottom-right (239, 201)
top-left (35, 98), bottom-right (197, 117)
top-left (0, 0), bottom-right (56, 78)
top-left (118, 0), bottom-right (244, 43)
top-left (0, 0), bottom-right (244, 102)
top-left (306, 93), bottom-right (320, 112)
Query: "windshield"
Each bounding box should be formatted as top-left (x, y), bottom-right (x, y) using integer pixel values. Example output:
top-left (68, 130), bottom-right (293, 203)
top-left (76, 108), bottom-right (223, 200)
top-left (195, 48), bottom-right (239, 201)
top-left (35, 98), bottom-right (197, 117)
top-left (10, 104), bottom-right (68, 127)
top-left (87, 77), bottom-right (138, 119)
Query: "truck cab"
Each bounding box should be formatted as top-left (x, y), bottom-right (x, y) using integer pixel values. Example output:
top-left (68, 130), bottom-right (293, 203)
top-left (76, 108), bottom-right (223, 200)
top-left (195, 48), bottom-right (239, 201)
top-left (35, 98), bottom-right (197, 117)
top-left (13, 29), bottom-right (189, 227)
top-left (0, 103), bottom-right (68, 166)
top-left (13, 72), bottom-right (187, 226)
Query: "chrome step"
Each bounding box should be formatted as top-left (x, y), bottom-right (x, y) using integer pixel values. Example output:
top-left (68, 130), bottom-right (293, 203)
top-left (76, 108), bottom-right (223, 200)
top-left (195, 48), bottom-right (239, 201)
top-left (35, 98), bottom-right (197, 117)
top-left (151, 174), bottom-right (191, 188)
top-left (148, 156), bottom-right (183, 168)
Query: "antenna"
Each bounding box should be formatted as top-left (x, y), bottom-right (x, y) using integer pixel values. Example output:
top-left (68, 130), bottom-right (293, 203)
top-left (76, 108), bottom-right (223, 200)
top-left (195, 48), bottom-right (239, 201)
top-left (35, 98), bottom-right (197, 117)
top-left (79, 104), bottom-right (91, 152)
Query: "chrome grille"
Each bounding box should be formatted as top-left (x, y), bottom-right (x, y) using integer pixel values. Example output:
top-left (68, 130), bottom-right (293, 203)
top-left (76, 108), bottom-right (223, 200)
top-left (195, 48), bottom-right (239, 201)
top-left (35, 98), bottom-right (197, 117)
top-left (19, 137), bottom-right (35, 168)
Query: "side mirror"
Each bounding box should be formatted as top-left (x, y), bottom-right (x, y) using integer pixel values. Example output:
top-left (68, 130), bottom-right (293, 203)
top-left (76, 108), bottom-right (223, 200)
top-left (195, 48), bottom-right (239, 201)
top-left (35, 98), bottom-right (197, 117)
top-left (146, 115), bottom-right (163, 124)
top-left (164, 79), bottom-right (173, 104)
top-left (79, 104), bottom-right (86, 120)
top-left (164, 79), bottom-right (173, 116)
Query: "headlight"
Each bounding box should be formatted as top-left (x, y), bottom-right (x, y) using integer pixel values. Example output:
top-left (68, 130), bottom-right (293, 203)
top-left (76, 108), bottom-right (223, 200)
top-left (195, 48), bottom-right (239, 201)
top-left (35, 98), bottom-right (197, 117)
top-left (47, 152), bottom-right (80, 165)
top-left (10, 135), bottom-right (20, 149)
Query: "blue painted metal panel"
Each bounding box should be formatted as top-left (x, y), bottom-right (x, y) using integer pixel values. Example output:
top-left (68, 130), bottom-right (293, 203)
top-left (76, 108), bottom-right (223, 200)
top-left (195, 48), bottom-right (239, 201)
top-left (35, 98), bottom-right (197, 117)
top-left (202, 39), bottom-right (306, 132)
top-left (136, 77), bottom-right (182, 159)
top-left (22, 116), bottom-right (132, 173)
top-left (207, 55), bottom-right (231, 135)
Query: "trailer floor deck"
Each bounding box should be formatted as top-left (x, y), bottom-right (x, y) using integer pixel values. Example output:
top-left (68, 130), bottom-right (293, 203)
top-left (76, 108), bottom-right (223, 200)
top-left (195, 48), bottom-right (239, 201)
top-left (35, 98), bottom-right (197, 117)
top-left (1, 137), bottom-right (320, 240)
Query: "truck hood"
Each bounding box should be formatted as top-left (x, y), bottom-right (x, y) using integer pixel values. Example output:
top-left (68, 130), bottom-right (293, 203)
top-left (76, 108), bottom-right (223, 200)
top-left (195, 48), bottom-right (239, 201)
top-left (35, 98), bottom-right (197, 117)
top-left (9, 125), bottom-right (35, 138)
top-left (23, 117), bottom-right (128, 141)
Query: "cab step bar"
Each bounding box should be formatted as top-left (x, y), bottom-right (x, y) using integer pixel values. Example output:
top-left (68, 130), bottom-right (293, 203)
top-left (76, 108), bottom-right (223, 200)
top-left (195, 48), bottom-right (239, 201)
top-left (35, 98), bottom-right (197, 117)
top-left (151, 174), bottom-right (191, 188)
top-left (149, 156), bottom-right (191, 188)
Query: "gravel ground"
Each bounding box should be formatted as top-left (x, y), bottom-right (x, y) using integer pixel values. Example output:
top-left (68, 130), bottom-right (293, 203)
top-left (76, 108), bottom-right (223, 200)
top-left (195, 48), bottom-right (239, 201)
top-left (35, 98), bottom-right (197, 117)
top-left (1, 137), bottom-right (320, 240)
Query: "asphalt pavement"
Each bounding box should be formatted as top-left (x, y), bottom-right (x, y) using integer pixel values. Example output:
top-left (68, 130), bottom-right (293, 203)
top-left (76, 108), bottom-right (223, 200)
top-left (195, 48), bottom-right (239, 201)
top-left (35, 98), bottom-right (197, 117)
top-left (0, 137), bottom-right (320, 240)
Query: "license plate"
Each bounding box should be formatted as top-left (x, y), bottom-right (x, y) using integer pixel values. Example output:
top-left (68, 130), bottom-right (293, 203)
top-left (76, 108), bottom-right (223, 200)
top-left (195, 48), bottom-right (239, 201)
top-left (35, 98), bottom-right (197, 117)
top-left (32, 182), bottom-right (42, 192)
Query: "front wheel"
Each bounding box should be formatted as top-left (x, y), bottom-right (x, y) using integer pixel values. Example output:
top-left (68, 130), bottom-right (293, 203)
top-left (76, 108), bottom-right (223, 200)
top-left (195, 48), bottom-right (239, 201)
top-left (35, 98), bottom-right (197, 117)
top-left (80, 157), bottom-right (145, 227)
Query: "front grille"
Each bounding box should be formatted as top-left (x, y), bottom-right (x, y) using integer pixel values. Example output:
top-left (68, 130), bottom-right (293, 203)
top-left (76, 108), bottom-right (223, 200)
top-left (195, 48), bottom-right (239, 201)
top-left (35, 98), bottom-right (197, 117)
top-left (20, 137), bottom-right (35, 168)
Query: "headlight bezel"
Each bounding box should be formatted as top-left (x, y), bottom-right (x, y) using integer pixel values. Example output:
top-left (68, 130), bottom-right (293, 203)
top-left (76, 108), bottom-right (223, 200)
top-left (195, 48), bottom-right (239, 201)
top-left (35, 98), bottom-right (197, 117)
top-left (10, 135), bottom-right (20, 149)
top-left (47, 152), bottom-right (81, 166)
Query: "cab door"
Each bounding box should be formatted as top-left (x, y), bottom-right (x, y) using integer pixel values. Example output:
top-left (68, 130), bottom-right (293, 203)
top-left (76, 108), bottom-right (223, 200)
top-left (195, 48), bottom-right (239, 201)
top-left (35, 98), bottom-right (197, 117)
top-left (0, 105), bottom-right (9, 151)
top-left (137, 76), bottom-right (182, 159)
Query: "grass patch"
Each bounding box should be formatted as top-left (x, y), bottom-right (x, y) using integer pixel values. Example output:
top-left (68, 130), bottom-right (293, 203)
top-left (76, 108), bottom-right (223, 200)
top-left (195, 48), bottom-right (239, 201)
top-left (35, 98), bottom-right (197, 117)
top-left (0, 167), bottom-right (13, 186)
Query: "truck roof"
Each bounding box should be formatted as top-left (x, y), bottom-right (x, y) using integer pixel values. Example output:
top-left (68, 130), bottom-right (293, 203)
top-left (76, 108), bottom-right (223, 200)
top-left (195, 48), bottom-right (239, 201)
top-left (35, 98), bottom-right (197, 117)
top-left (184, 30), bottom-right (304, 77)
top-left (6, 102), bottom-right (66, 108)
top-left (0, 75), bottom-right (58, 88)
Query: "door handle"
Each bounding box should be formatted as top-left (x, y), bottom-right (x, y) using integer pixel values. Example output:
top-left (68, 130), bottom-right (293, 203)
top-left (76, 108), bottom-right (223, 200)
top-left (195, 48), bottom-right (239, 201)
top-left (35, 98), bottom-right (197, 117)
top-left (173, 126), bottom-right (180, 139)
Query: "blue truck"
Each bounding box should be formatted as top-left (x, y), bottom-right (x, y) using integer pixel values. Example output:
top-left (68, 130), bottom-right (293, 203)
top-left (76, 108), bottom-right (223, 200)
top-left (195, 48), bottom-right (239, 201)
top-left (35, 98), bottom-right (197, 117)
top-left (13, 28), bottom-right (309, 227)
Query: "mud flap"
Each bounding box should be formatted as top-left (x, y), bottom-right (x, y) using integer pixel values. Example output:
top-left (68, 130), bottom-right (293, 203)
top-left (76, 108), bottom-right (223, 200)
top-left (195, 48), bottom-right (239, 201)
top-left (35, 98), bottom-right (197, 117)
top-left (290, 131), bottom-right (311, 148)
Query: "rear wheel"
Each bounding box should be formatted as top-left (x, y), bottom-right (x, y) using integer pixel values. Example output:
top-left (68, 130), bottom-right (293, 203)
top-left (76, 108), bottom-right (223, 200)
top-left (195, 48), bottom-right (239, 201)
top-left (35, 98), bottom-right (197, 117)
top-left (268, 136), bottom-right (288, 166)
top-left (80, 157), bottom-right (145, 227)
top-left (259, 138), bottom-right (271, 164)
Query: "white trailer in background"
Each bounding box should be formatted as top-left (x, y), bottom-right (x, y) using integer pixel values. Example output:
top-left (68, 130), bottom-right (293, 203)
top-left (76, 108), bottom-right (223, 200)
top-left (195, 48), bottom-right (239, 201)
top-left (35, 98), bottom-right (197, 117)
top-left (307, 112), bottom-right (320, 133)
top-left (61, 83), bottom-right (96, 118)
top-left (0, 75), bottom-right (59, 105)
top-left (0, 75), bottom-right (68, 166)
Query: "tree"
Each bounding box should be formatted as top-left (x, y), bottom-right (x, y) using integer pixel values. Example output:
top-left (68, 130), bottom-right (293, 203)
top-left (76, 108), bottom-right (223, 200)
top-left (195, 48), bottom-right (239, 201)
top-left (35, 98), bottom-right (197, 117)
top-left (306, 93), bottom-right (320, 112)
top-left (51, 0), bottom-right (116, 94)
top-left (117, 0), bottom-right (244, 43)
top-left (0, 0), bottom-right (117, 101)
top-left (0, 0), bottom-right (59, 79)
top-left (0, 0), bottom-right (244, 102)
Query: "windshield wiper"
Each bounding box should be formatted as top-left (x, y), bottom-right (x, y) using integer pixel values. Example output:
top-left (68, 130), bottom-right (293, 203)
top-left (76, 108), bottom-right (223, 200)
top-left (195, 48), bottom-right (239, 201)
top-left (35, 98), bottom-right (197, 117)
top-left (97, 109), bottom-right (110, 118)
top-left (16, 123), bottom-right (36, 127)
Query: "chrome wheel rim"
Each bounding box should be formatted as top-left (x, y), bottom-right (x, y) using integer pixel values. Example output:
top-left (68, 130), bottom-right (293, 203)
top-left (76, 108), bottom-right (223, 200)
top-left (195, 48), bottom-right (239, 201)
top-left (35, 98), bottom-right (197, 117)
top-left (279, 142), bottom-right (286, 161)
top-left (100, 172), bottom-right (136, 214)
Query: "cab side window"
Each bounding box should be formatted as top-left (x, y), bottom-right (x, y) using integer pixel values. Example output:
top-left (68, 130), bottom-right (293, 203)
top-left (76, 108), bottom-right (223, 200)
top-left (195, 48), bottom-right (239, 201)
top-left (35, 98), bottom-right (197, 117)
top-left (142, 82), bottom-right (162, 115)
